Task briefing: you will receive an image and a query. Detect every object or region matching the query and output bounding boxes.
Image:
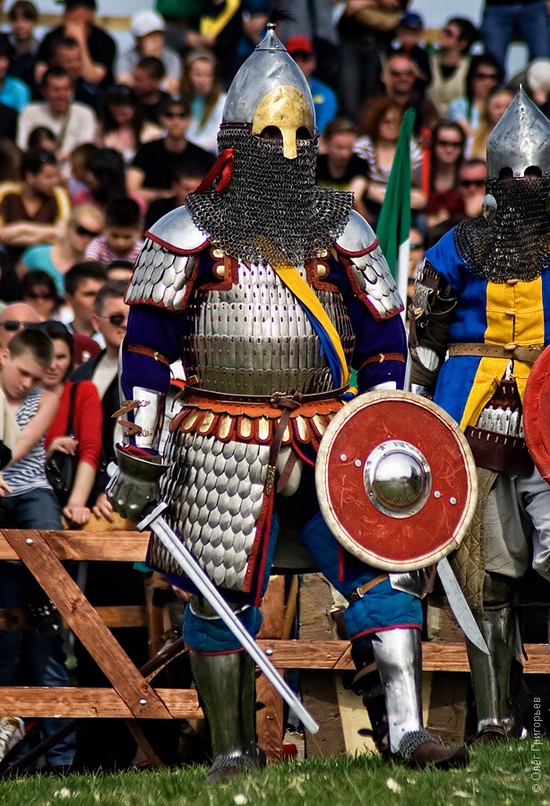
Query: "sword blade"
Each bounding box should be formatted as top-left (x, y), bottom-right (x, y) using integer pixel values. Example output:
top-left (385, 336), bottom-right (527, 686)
top-left (437, 557), bottom-right (490, 655)
top-left (138, 503), bottom-right (319, 735)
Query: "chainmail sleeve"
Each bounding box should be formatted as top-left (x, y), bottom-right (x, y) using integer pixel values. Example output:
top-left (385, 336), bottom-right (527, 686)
top-left (409, 259), bottom-right (458, 395)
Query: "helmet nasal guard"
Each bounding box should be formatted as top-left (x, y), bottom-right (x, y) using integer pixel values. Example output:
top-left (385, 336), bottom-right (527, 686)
top-left (221, 24), bottom-right (316, 159)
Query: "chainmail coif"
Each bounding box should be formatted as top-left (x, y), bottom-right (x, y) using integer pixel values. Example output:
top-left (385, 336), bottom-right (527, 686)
top-left (454, 177), bottom-right (550, 282)
top-left (186, 127), bottom-right (353, 266)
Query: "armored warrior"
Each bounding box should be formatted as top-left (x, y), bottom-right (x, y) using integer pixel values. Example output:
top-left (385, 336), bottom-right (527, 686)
top-left (410, 88), bottom-right (550, 743)
top-left (108, 26), bottom-right (467, 778)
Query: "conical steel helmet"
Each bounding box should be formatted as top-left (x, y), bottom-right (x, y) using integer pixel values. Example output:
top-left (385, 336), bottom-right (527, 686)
top-left (487, 86), bottom-right (550, 179)
top-left (222, 23), bottom-right (316, 159)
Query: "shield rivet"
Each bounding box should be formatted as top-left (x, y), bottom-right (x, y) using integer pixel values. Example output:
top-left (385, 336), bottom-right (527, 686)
top-left (434, 491), bottom-right (441, 499)
top-left (354, 459), bottom-right (362, 467)
top-left (340, 454), bottom-right (347, 462)
top-left (450, 497), bottom-right (457, 505)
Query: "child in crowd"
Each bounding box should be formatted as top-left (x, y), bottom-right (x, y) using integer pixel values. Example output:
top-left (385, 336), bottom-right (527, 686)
top-left (84, 197), bottom-right (143, 268)
top-left (0, 327), bottom-right (76, 772)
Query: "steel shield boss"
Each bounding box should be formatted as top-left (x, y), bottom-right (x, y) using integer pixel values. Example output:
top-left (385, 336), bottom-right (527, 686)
top-left (315, 391), bottom-right (478, 571)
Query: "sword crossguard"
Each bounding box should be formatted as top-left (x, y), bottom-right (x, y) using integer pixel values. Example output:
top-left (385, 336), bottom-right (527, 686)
top-left (137, 501), bottom-right (169, 532)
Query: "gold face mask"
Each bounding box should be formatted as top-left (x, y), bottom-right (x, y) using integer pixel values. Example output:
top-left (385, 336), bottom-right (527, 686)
top-left (252, 85), bottom-right (314, 159)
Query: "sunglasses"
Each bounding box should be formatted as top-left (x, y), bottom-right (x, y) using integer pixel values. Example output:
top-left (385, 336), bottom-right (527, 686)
top-left (75, 223), bottom-right (101, 238)
top-left (0, 320), bottom-right (37, 331)
top-left (99, 313), bottom-right (127, 327)
top-left (460, 179), bottom-right (485, 187)
top-left (436, 139), bottom-right (462, 147)
top-left (163, 111), bottom-right (189, 119)
top-left (25, 291), bottom-right (54, 300)
top-left (390, 69), bottom-right (415, 77)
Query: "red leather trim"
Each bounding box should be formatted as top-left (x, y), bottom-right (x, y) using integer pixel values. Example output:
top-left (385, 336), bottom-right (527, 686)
top-left (334, 236), bottom-right (380, 258)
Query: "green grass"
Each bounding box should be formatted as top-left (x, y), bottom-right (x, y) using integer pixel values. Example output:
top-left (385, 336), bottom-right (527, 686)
top-left (0, 741), bottom-right (548, 806)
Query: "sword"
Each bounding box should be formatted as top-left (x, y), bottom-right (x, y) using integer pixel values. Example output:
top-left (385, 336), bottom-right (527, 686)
top-left (437, 556), bottom-right (490, 655)
top-left (137, 502), bottom-right (320, 735)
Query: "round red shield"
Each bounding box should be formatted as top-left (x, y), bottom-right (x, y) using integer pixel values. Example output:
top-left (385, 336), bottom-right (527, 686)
top-left (524, 345), bottom-right (550, 481)
top-left (315, 391), bottom-right (478, 571)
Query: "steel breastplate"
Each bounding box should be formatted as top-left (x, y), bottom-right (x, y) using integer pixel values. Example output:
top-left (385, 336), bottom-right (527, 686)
top-left (181, 261), bottom-right (354, 396)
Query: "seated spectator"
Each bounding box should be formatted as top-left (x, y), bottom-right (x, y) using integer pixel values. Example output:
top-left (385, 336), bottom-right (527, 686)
top-left (0, 148), bottom-right (71, 264)
top-left (425, 121), bottom-right (466, 231)
top-left (0, 33), bottom-right (30, 111)
top-left (20, 269), bottom-right (60, 320)
top-left (427, 17), bottom-right (478, 119)
top-left (27, 125), bottom-right (57, 152)
top-left (391, 12), bottom-right (431, 95)
top-left (94, 84), bottom-right (162, 166)
top-left (17, 204), bottom-right (104, 296)
top-left (17, 66), bottom-right (97, 166)
top-left (468, 85), bottom-right (514, 159)
top-left (286, 35), bottom-right (337, 136)
top-left (71, 278), bottom-right (128, 518)
top-left (449, 53), bottom-right (503, 139)
top-left (6, 0), bottom-right (40, 88)
top-left (457, 158), bottom-right (487, 219)
top-left (39, 320), bottom-right (102, 526)
top-left (130, 56), bottom-right (171, 127)
top-left (47, 34), bottom-right (103, 114)
top-left (354, 97), bottom-right (426, 227)
top-left (85, 198), bottom-right (143, 268)
top-left (0, 327), bottom-right (75, 773)
top-left (72, 147), bottom-right (145, 215)
top-left (117, 10), bottom-right (181, 96)
top-left (67, 141), bottom-right (96, 197)
top-left (62, 260), bottom-right (107, 338)
top-left (34, 0), bottom-right (116, 90)
top-left (181, 49), bottom-right (226, 155)
top-left (378, 51), bottom-right (440, 139)
top-left (128, 97), bottom-right (215, 203)
top-left (407, 226), bottom-right (425, 310)
top-left (144, 165), bottom-right (202, 230)
top-left (316, 116), bottom-right (370, 221)
top-left (0, 302), bottom-right (41, 351)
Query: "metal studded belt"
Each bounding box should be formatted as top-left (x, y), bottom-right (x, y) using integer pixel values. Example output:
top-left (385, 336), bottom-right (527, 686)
top-left (183, 385), bottom-right (349, 407)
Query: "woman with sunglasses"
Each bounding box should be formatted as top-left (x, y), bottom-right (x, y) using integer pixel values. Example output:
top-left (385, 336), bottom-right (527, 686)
top-left (425, 121), bottom-right (466, 230)
top-left (39, 321), bottom-right (102, 526)
top-left (21, 269), bottom-right (60, 321)
top-left (448, 53), bottom-right (504, 139)
top-left (16, 205), bottom-right (104, 297)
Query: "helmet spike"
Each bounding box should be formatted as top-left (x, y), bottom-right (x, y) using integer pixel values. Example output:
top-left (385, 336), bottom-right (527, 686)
top-left (487, 86), bottom-right (550, 179)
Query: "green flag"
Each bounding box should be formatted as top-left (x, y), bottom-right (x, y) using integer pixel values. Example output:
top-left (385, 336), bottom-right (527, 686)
top-left (376, 108), bottom-right (416, 307)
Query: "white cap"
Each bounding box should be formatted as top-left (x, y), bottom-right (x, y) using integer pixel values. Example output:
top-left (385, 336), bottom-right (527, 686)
top-left (130, 10), bottom-right (165, 38)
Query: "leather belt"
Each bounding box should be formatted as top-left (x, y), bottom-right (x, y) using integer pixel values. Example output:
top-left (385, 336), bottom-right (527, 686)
top-left (347, 574), bottom-right (389, 603)
top-left (448, 343), bottom-right (543, 364)
top-left (183, 385), bottom-right (349, 407)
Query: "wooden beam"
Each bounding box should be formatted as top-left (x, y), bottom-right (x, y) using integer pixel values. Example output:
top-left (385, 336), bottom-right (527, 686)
top-left (0, 688), bottom-right (202, 719)
top-left (255, 640), bottom-right (550, 674)
top-left (0, 531), bottom-right (148, 562)
top-left (1, 530), bottom-right (172, 720)
top-left (0, 605), bottom-right (147, 630)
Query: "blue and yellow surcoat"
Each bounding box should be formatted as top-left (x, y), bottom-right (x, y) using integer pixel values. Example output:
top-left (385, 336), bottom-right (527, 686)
top-left (426, 228), bottom-right (550, 429)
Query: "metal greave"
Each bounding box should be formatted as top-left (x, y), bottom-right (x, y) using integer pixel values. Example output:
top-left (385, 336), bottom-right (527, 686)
top-left (467, 605), bottom-right (518, 735)
top-left (190, 650), bottom-right (257, 760)
top-left (371, 628), bottom-right (424, 754)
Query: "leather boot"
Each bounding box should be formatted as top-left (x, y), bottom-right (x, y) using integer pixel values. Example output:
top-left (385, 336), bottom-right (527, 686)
top-left (190, 650), bottom-right (266, 781)
top-left (371, 628), bottom-right (468, 769)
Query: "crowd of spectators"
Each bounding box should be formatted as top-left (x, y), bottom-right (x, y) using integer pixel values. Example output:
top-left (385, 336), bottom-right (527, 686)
top-left (0, 0), bottom-right (547, 775)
